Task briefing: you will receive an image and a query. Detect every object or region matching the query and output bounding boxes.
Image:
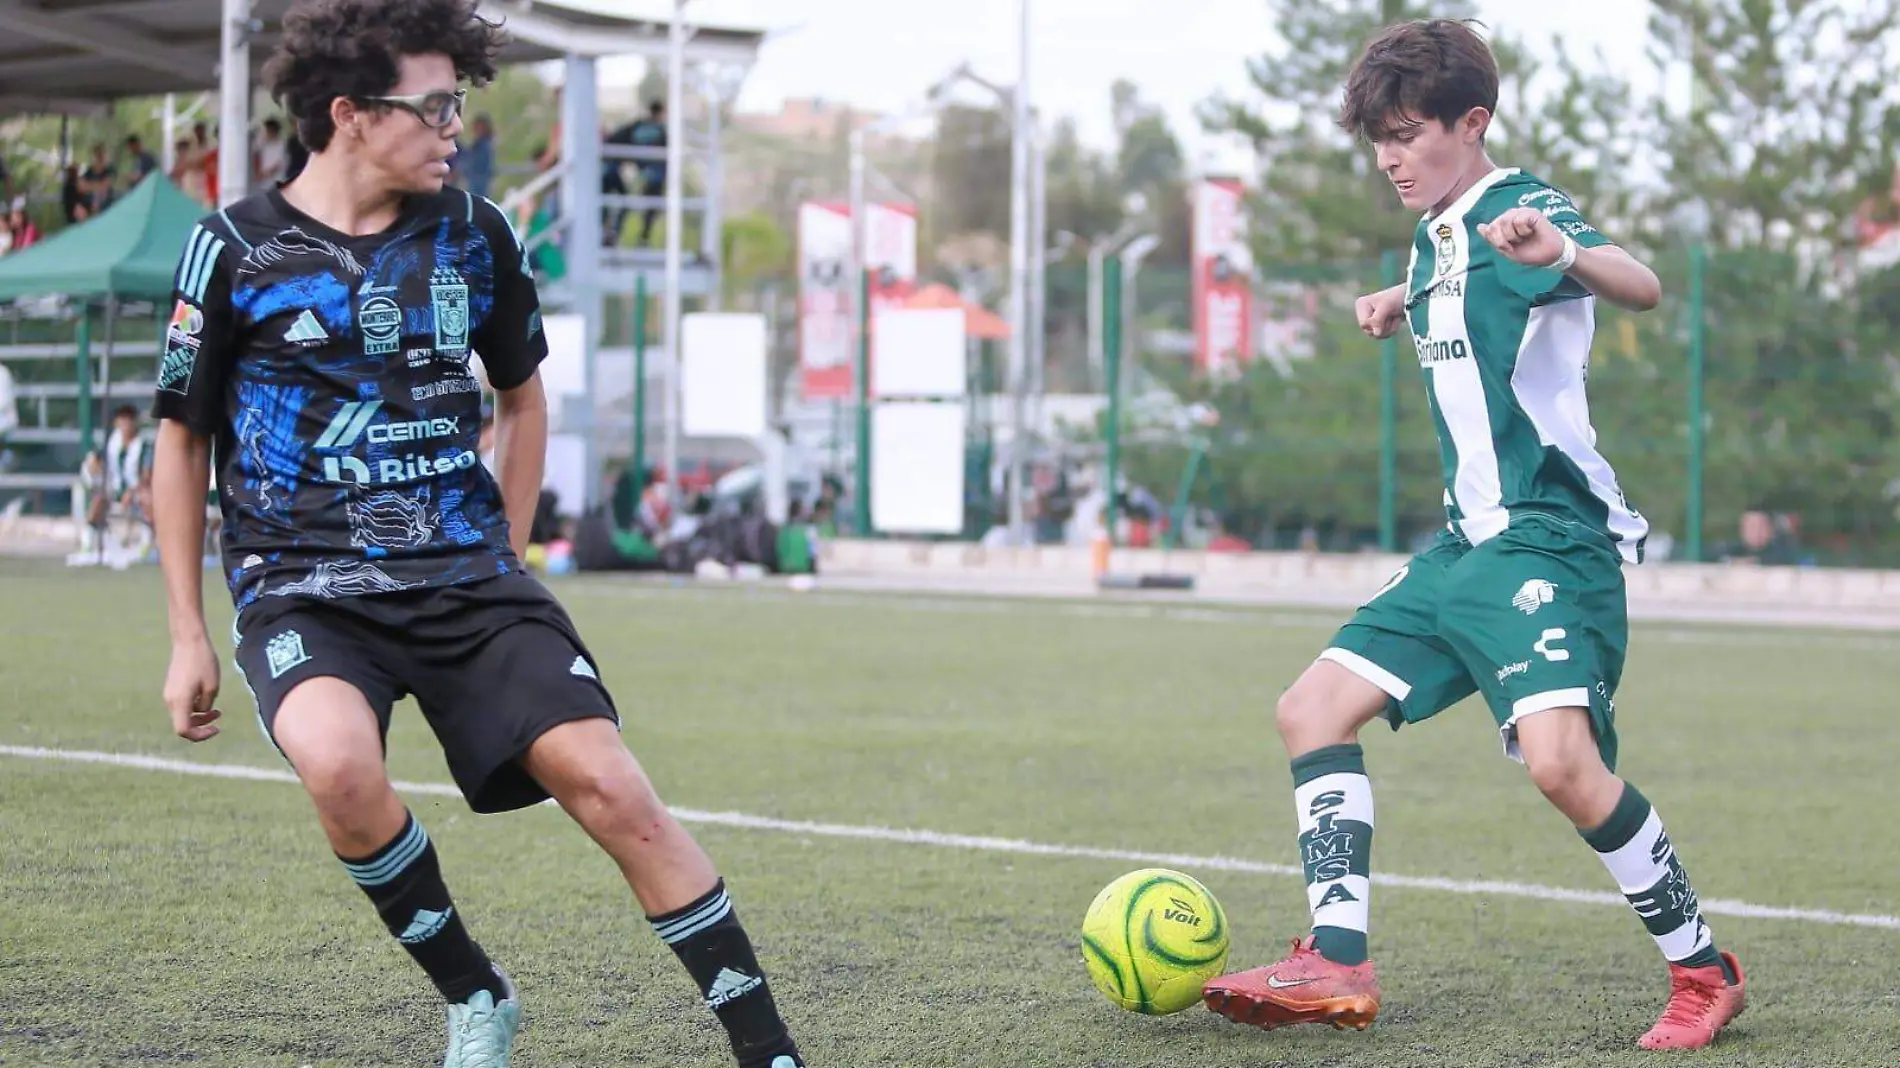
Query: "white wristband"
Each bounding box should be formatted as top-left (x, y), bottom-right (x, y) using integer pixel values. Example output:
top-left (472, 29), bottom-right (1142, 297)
top-left (1545, 233), bottom-right (1579, 273)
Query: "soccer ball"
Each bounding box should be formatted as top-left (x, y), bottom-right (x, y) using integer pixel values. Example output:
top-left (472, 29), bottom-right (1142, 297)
top-left (1080, 868), bottom-right (1230, 1015)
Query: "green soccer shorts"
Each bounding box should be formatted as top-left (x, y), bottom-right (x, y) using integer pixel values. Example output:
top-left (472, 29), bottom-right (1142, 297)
top-left (1320, 515), bottom-right (1629, 770)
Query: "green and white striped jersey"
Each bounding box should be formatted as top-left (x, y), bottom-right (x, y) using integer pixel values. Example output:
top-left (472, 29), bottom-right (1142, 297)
top-left (1403, 167), bottom-right (1647, 563)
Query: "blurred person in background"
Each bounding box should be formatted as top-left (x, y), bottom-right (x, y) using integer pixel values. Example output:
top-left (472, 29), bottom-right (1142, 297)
top-left (80, 145), bottom-right (116, 215)
top-left (457, 113), bottom-right (496, 198)
top-left (254, 118), bottom-right (290, 187)
top-left (6, 202), bottom-right (39, 252)
top-left (124, 135), bottom-right (160, 186)
top-left (171, 135), bottom-right (208, 205)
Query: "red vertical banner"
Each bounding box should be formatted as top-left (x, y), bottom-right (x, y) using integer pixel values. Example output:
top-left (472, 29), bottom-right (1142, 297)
top-left (799, 202), bottom-right (919, 400)
top-left (1193, 177), bottom-right (1255, 376)
top-left (798, 201), bottom-right (854, 400)
top-left (864, 202), bottom-right (920, 397)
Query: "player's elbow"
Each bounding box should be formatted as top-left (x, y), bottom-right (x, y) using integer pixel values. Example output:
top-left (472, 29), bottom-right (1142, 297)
top-left (1624, 273), bottom-right (1662, 313)
top-left (495, 373), bottom-right (547, 416)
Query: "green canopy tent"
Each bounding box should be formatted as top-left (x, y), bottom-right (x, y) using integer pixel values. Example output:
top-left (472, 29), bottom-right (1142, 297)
top-left (0, 175), bottom-right (203, 451)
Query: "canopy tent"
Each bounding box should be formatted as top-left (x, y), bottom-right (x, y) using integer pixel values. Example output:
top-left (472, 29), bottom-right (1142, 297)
top-left (0, 173), bottom-right (201, 301)
top-left (0, 173), bottom-right (204, 453)
top-left (903, 283), bottom-right (1011, 340)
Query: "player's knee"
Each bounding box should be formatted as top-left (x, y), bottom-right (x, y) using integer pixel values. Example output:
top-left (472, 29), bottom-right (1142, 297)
top-left (564, 763), bottom-right (671, 844)
top-left (1516, 708), bottom-right (1610, 811)
top-left (1275, 675), bottom-right (1355, 751)
top-left (296, 754), bottom-right (393, 825)
top-left (1521, 738), bottom-right (1604, 814)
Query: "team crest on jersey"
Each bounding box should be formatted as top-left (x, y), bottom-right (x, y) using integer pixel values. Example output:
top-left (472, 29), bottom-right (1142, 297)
top-left (1434, 222), bottom-right (1456, 276)
top-left (359, 286), bottom-right (403, 356)
top-left (430, 266), bottom-right (470, 358)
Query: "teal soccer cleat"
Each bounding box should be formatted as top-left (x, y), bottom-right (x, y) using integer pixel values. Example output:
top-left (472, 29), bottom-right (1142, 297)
top-left (442, 967), bottom-right (520, 1068)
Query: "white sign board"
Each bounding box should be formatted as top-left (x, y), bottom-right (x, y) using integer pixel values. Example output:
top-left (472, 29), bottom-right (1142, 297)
top-left (681, 312), bottom-right (768, 439)
top-left (534, 313), bottom-right (588, 427)
top-left (872, 307), bottom-right (966, 398)
top-left (872, 402), bottom-right (966, 535)
top-left (542, 432), bottom-right (588, 517)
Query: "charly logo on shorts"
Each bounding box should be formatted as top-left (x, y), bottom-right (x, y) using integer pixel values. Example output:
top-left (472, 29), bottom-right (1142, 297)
top-left (265, 630), bottom-right (312, 679)
top-left (430, 266), bottom-right (469, 358)
top-left (359, 286), bottom-right (403, 356)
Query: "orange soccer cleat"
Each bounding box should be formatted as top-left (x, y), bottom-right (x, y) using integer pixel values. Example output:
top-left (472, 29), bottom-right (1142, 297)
top-left (1637, 951), bottom-right (1746, 1050)
top-left (1201, 935), bottom-right (1381, 1032)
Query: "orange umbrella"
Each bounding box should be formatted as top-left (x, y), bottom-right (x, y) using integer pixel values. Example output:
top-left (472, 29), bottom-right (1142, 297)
top-left (902, 283), bottom-right (1011, 340)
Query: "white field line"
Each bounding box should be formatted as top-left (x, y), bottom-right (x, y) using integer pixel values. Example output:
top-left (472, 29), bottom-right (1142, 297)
top-left (4, 744), bottom-right (1896, 932)
top-left (565, 581), bottom-right (1900, 654)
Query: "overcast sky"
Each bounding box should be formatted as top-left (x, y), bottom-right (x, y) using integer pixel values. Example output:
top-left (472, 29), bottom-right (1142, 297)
top-left (590, 0), bottom-right (1678, 171)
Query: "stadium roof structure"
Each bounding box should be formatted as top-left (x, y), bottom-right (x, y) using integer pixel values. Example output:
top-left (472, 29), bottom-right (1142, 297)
top-left (0, 0), bottom-right (768, 116)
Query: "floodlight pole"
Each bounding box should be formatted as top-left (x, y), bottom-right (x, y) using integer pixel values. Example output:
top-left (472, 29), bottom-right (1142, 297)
top-left (217, 0), bottom-right (253, 206)
top-left (662, 0), bottom-right (690, 502)
top-left (848, 125), bottom-right (871, 535)
top-left (1004, 0), bottom-right (1032, 547)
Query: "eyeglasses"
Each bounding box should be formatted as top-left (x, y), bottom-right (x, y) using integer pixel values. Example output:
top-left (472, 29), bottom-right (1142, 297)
top-left (361, 89), bottom-right (467, 130)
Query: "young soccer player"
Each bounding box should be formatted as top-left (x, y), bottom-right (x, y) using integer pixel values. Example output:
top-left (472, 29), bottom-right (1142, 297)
top-left (1200, 19), bottom-right (1746, 1051)
top-left (149, 3), bottom-right (807, 1066)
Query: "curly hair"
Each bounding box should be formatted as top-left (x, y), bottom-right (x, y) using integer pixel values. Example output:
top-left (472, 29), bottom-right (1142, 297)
top-left (263, 0), bottom-right (507, 152)
top-left (1338, 19), bottom-right (1498, 143)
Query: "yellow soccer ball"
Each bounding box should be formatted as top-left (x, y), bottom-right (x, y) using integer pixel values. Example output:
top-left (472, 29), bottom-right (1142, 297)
top-left (1080, 868), bottom-right (1230, 1015)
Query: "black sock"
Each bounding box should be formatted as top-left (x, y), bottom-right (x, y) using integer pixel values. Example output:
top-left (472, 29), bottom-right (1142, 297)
top-left (340, 813), bottom-right (500, 1004)
top-left (650, 879), bottom-right (802, 1068)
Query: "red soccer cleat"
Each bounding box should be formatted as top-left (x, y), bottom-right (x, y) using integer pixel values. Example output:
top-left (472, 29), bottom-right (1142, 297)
top-left (1637, 951), bottom-right (1746, 1050)
top-left (1202, 935), bottom-right (1381, 1032)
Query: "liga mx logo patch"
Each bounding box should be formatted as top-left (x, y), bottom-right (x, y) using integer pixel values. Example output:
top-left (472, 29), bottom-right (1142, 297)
top-left (265, 630), bottom-right (312, 679)
top-left (430, 266), bottom-right (469, 358)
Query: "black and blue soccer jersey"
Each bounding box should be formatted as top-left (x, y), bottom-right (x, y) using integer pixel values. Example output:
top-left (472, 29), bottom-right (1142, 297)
top-left (152, 186), bottom-right (548, 613)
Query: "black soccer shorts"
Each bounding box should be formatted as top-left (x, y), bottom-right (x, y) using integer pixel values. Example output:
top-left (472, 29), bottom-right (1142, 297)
top-left (232, 571), bottom-right (619, 813)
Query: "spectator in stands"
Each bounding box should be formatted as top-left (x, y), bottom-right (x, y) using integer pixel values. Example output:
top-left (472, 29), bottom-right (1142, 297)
top-left (601, 119), bottom-right (633, 245)
top-left (1719, 507), bottom-right (1805, 566)
top-left (80, 144), bottom-right (117, 215)
top-left (61, 164), bottom-right (84, 223)
top-left (124, 135), bottom-right (160, 186)
top-left (6, 203), bottom-right (40, 253)
top-left (104, 404), bottom-right (153, 520)
top-left (456, 114), bottom-right (496, 198)
top-left (81, 405), bottom-right (153, 561)
top-left (253, 118), bottom-right (290, 187)
top-left (621, 100), bottom-right (668, 246)
top-left (171, 136), bottom-right (208, 205)
top-left (196, 122), bottom-right (221, 205)
top-left (0, 153), bottom-right (12, 206)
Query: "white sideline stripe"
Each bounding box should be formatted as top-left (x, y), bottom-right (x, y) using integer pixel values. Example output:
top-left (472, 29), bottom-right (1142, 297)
top-left (571, 582), bottom-right (1900, 652)
top-left (4, 743), bottom-right (1898, 932)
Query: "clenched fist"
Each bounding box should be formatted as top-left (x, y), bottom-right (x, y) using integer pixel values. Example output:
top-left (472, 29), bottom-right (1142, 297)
top-left (1476, 208), bottom-right (1568, 268)
top-left (1355, 285), bottom-right (1407, 340)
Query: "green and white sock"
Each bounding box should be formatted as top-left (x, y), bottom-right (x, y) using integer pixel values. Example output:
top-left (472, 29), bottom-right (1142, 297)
top-left (1583, 783), bottom-right (1734, 982)
top-left (1291, 743), bottom-right (1374, 967)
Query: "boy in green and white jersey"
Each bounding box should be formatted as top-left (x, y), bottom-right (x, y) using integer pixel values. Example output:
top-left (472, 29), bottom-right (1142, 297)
top-left (1202, 18), bottom-right (1747, 1052)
